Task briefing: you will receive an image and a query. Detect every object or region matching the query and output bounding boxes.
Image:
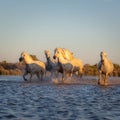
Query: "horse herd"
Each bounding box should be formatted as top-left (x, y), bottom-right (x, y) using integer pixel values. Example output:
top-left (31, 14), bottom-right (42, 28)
top-left (19, 47), bottom-right (114, 86)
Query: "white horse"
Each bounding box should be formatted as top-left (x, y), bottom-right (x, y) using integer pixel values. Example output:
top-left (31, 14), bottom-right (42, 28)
top-left (53, 48), bottom-right (74, 82)
top-left (19, 52), bottom-right (46, 82)
top-left (54, 48), bottom-right (83, 78)
top-left (44, 50), bottom-right (63, 78)
top-left (98, 51), bottom-right (114, 85)
top-left (59, 48), bottom-right (74, 60)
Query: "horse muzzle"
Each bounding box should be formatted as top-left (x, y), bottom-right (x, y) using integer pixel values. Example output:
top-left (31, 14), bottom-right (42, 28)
top-left (19, 57), bottom-right (23, 62)
top-left (101, 60), bottom-right (104, 63)
top-left (53, 56), bottom-right (56, 59)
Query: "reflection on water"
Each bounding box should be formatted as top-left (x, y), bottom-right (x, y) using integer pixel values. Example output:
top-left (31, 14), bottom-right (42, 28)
top-left (0, 76), bottom-right (120, 120)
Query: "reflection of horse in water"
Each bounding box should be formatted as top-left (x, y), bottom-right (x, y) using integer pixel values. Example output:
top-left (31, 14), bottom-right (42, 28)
top-left (53, 48), bottom-right (83, 82)
top-left (98, 51), bottom-right (114, 85)
top-left (44, 50), bottom-right (63, 78)
top-left (19, 52), bottom-right (46, 82)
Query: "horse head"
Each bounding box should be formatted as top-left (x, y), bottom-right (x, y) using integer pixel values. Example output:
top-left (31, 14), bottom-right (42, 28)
top-left (19, 52), bottom-right (25, 62)
top-left (100, 51), bottom-right (107, 63)
top-left (44, 50), bottom-right (51, 60)
top-left (53, 48), bottom-right (60, 59)
top-left (19, 52), bottom-right (32, 63)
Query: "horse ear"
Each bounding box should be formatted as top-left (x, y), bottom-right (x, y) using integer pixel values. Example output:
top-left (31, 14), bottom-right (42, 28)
top-left (55, 48), bottom-right (57, 50)
top-left (44, 50), bottom-right (48, 53)
top-left (54, 48), bottom-right (57, 52)
top-left (70, 52), bottom-right (74, 59)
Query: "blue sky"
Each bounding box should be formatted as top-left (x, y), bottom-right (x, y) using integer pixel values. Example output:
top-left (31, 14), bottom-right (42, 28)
top-left (0, 0), bottom-right (120, 65)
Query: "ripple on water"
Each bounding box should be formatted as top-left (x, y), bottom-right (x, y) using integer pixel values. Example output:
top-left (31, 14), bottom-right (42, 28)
top-left (0, 76), bottom-right (120, 120)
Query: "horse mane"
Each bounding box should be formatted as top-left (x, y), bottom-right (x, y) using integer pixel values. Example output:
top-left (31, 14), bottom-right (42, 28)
top-left (30, 54), bottom-right (39, 61)
top-left (101, 51), bottom-right (107, 57)
top-left (61, 48), bottom-right (74, 60)
top-left (21, 52), bottom-right (35, 64)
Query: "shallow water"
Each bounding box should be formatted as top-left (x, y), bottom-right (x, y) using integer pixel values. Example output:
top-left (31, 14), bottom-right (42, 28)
top-left (0, 76), bottom-right (120, 120)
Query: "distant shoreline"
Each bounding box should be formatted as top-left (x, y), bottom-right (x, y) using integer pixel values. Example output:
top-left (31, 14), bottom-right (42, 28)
top-left (0, 61), bottom-right (120, 76)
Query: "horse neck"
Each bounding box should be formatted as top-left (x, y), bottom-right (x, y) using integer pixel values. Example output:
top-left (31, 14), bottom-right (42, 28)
top-left (58, 55), bottom-right (69, 64)
top-left (24, 56), bottom-right (33, 64)
top-left (102, 57), bottom-right (110, 66)
top-left (64, 51), bottom-right (74, 60)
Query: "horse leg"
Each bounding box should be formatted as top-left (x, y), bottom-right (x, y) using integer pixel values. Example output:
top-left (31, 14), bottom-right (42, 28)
top-left (41, 74), bottom-right (43, 81)
top-left (43, 70), bottom-right (46, 78)
top-left (51, 71), bottom-right (54, 78)
top-left (55, 71), bottom-right (59, 78)
top-left (36, 72), bottom-right (43, 81)
top-left (40, 70), bottom-right (44, 81)
top-left (62, 75), bottom-right (64, 83)
top-left (29, 74), bottom-right (32, 82)
top-left (36, 73), bottom-right (40, 80)
top-left (40, 73), bottom-right (44, 81)
top-left (98, 71), bottom-right (102, 85)
top-left (62, 72), bottom-right (65, 83)
top-left (50, 71), bottom-right (54, 79)
top-left (78, 70), bottom-right (83, 80)
top-left (104, 73), bottom-right (108, 85)
top-left (23, 72), bottom-right (28, 81)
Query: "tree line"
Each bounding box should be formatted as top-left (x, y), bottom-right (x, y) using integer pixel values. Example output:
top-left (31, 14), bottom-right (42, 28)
top-left (0, 60), bottom-right (120, 76)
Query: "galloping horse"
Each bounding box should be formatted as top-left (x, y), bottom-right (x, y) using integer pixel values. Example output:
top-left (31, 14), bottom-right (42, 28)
top-left (44, 50), bottom-right (63, 78)
top-left (53, 48), bottom-right (74, 82)
top-left (19, 52), bottom-right (46, 82)
top-left (98, 51), bottom-right (114, 85)
top-left (54, 48), bottom-right (83, 78)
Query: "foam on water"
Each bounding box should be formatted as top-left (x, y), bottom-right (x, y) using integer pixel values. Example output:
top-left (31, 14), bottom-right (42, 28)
top-left (51, 76), bottom-right (98, 85)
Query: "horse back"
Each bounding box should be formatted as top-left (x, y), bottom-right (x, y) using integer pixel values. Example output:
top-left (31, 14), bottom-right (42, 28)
top-left (71, 58), bottom-right (83, 68)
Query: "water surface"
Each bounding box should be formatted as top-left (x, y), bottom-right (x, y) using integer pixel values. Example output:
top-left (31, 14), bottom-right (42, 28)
top-left (0, 76), bottom-right (120, 120)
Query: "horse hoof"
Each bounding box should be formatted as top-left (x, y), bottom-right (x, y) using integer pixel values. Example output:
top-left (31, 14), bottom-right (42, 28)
top-left (98, 80), bottom-right (101, 85)
top-left (104, 82), bottom-right (108, 86)
top-left (24, 79), bottom-right (28, 81)
top-left (98, 82), bottom-right (100, 85)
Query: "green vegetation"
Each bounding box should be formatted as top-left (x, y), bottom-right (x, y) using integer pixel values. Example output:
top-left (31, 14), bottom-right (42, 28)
top-left (0, 60), bottom-right (120, 76)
